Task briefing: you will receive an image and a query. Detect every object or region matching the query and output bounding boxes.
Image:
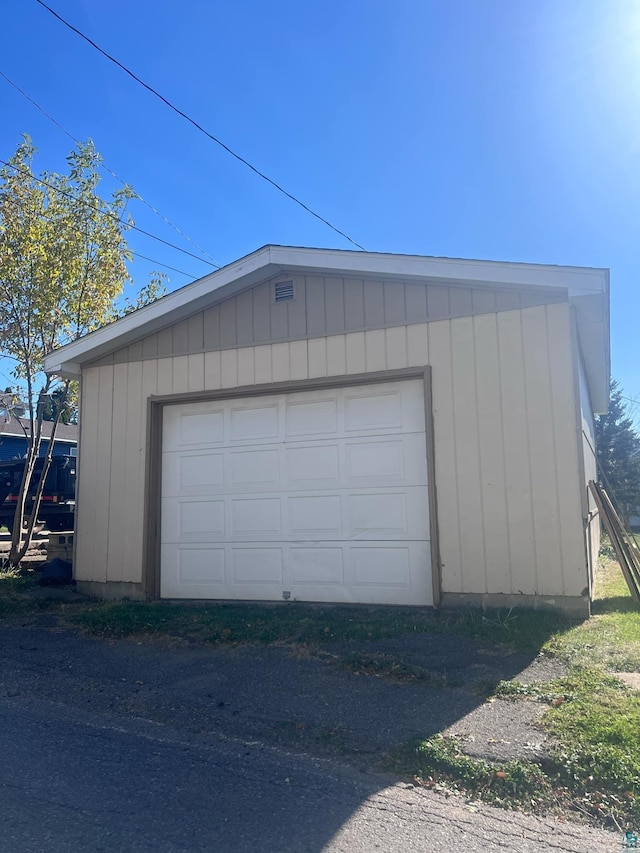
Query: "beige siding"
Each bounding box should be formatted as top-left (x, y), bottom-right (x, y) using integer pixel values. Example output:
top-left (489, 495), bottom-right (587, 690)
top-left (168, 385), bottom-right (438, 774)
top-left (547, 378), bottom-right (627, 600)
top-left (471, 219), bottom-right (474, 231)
top-left (75, 302), bottom-right (587, 601)
top-left (91, 274), bottom-right (568, 367)
top-left (578, 353), bottom-right (600, 591)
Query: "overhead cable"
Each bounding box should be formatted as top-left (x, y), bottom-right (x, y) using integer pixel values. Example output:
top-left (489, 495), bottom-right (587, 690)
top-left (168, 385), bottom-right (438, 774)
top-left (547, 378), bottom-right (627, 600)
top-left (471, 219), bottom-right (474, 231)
top-left (34, 0), bottom-right (367, 252)
top-left (0, 156), bottom-right (217, 268)
top-left (0, 69), bottom-right (221, 269)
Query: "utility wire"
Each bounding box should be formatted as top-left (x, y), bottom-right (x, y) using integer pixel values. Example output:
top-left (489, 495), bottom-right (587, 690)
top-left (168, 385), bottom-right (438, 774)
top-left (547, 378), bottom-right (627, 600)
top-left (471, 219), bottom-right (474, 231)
top-left (0, 69), bottom-right (221, 269)
top-left (35, 0), bottom-right (367, 252)
top-left (130, 251), bottom-right (193, 278)
top-left (0, 156), bottom-right (217, 268)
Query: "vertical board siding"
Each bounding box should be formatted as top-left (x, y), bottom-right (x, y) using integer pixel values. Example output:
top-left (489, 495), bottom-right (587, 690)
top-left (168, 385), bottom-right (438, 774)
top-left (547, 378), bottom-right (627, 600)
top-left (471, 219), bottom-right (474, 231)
top-left (472, 313), bottom-right (509, 592)
top-left (235, 290), bottom-right (254, 346)
top-left (363, 280), bottom-right (385, 327)
top-left (172, 319), bottom-right (189, 354)
top-left (93, 368), bottom-right (114, 583)
top-left (203, 306), bottom-right (221, 349)
top-left (204, 351), bottom-right (222, 390)
top-left (308, 337), bottom-right (328, 378)
top-left (253, 345), bottom-right (272, 385)
top-left (172, 355), bottom-right (189, 394)
top-left (364, 329), bottom-right (386, 372)
top-left (236, 347), bottom-right (255, 386)
top-left (88, 276), bottom-right (568, 368)
top-left (121, 361), bottom-right (143, 584)
top-left (521, 307), bottom-right (562, 596)
top-left (324, 278), bottom-right (345, 333)
top-left (346, 332), bottom-right (366, 374)
top-left (428, 320), bottom-right (463, 593)
top-left (344, 278), bottom-right (365, 328)
top-left (74, 370), bottom-right (100, 581)
top-left (450, 317), bottom-right (486, 594)
top-left (384, 326), bottom-right (408, 370)
top-left (76, 303), bottom-right (585, 602)
top-left (251, 284), bottom-right (271, 343)
top-left (271, 342), bottom-right (290, 382)
top-left (287, 276), bottom-right (307, 339)
top-left (289, 340), bottom-right (308, 381)
top-left (326, 334), bottom-right (347, 376)
top-left (497, 310), bottom-right (538, 594)
top-left (219, 300), bottom-right (237, 348)
top-left (106, 363), bottom-right (129, 582)
top-left (547, 305), bottom-right (586, 595)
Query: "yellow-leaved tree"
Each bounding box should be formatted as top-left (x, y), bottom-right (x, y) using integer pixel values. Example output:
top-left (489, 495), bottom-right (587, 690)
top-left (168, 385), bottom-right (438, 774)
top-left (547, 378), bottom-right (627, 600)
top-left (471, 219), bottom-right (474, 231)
top-left (0, 136), bottom-right (164, 566)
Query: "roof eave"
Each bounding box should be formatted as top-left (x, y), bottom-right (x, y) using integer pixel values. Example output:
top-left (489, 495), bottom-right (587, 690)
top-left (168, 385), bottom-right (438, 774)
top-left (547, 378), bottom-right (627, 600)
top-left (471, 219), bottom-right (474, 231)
top-left (43, 247), bottom-right (610, 403)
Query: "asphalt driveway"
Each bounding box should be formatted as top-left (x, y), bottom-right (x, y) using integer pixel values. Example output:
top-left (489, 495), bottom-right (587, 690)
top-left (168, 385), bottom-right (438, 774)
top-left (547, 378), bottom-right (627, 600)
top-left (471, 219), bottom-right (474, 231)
top-left (0, 616), bottom-right (620, 851)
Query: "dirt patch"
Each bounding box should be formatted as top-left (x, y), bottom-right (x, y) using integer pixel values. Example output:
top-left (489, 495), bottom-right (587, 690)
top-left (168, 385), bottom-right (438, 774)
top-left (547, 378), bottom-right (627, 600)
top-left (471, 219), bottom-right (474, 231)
top-left (616, 672), bottom-right (640, 690)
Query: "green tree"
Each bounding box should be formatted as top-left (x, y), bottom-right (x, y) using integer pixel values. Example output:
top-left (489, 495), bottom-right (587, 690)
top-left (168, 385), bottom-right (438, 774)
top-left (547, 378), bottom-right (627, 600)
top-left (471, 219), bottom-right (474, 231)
top-left (595, 380), bottom-right (640, 517)
top-left (39, 387), bottom-right (76, 424)
top-left (0, 136), bottom-right (158, 565)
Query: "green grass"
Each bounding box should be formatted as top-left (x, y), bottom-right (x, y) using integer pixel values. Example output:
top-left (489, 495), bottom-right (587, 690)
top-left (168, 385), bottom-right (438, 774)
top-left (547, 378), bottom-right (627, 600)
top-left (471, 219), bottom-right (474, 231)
top-left (0, 565), bottom-right (44, 616)
top-left (68, 598), bottom-right (574, 651)
top-left (541, 669), bottom-right (640, 825)
top-left (389, 735), bottom-right (554, 812)
top-left (390, 555), bottom-right (640, 828)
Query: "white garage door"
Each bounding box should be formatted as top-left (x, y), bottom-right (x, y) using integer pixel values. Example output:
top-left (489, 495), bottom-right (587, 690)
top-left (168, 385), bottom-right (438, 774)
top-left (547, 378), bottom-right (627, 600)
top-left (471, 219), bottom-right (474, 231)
top-left (161, 378), bottom-right (432, 605)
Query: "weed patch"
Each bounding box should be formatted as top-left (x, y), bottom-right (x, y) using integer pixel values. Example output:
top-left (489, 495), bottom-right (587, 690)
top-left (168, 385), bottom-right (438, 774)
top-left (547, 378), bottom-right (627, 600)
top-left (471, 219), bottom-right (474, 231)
top-left (69, 599), bottom-right (574, 652)
top-left (388, 734), bottom-right (554, 812)
top-left (542, 669), bottom-right (640, 827)
top-left (339, 652), bottom-right (451, 686)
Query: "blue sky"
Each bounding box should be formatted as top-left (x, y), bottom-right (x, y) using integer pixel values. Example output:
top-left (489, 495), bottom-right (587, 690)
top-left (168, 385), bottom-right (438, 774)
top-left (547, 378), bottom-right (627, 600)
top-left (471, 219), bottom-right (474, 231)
top-left (2, 0), bottom-right (639, 410)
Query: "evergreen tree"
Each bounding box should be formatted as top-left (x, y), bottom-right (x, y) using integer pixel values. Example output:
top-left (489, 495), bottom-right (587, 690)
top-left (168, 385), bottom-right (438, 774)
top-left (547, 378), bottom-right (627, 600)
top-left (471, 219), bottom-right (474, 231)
top-left (595, 380), bottom-right (640, 514)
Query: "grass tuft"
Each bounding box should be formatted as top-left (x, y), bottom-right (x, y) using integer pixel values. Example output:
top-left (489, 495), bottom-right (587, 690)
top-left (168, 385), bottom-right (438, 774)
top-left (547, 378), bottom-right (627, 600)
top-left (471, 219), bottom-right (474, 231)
top-left (388, 734), bottom-right (553, 811)
top-left (338, 652), bottom-right (452, 686)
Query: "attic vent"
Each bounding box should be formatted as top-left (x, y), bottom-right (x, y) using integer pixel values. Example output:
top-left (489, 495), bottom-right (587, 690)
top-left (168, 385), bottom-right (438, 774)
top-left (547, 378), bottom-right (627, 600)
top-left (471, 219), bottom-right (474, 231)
top-left (274, 280), bottom-right (294, 302)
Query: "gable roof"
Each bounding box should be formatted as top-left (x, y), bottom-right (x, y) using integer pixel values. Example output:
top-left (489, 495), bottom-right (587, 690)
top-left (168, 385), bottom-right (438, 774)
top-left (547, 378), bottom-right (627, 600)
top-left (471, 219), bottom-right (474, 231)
top-left (0, 415), bottom-right (78, 443)
top-left (43, 245), bottom-right (610, 411)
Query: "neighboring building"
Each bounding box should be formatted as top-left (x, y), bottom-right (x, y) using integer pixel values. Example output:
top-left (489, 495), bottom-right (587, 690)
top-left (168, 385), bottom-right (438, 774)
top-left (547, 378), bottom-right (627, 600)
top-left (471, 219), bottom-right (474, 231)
top-left (0, 415), bottom-right (78, 462)
top-left (44, 246), bottom-right (609, 615)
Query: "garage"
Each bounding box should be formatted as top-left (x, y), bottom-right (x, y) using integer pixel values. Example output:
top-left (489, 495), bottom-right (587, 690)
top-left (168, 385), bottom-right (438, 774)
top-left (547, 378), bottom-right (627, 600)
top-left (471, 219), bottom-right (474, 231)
top-left (160, 378), bottom-right (433, 604)
top-left (44, 245), bottom-right (609, 614)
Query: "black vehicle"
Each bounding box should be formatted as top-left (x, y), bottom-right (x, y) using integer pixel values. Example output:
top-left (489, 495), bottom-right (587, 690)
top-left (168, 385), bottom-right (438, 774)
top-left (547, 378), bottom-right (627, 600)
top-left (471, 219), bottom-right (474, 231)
top-left (0, 455), bottom-right (76, 533)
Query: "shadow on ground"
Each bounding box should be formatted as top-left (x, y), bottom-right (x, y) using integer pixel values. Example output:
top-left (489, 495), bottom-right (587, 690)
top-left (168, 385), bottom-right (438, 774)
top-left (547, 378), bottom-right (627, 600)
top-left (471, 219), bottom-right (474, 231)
top-left (0, 615), bottom-right (615, 853)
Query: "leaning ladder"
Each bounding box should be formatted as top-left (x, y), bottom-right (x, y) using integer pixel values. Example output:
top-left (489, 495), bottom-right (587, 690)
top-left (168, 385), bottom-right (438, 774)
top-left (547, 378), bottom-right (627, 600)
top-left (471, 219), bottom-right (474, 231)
top-left (588, 480), bottom-right (640, 603)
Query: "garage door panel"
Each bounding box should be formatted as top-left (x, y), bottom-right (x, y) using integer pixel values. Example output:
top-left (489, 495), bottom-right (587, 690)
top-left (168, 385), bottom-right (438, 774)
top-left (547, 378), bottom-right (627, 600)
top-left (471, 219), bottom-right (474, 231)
top-left (231, 498), bottom-right (282, 536)
top-left (289, 547), bottom-right (344, 585)
top-left (232, 547), bottom-right (283, 584)
top-left (230, 403), bottom-right (279, 441)
top-left (285, 397), bottom-right (338, 437)
top-left (288, 495), bottom-right (343, 537)
top-left (162, 452), bottom-right (225, 496)
top-left (285, 444), bottom-right (341, 487)
top-left (345, 434), bottom-right (427, 487)
top-left (163, 403), bottom-right (226, 451)
top-left (160, 544), bottom-right (226, 597)
top-left (161, 378), bottom-right (433, 605)
top-left (351, 546), bottom-right (411, 587)
top-left (349, 493), bottom-right (407, 535)
top-left (345, 390), bottom-right (404, 432)
top-left (229, 449), bottom-right (280, 489)
top-left (162, 498), bottom-right (226, 542)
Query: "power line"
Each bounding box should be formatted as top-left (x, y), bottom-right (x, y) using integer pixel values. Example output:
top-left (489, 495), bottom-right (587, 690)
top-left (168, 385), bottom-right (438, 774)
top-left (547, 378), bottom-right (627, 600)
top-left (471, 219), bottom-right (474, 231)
top-left (130, 251), bottom-right (193, 278)
top-left (0, 156), bottom-right (217, 268)
top-left (34, 0), bottom-right (367, 252)
top-left (0, 69), bottom-right (222, 269)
